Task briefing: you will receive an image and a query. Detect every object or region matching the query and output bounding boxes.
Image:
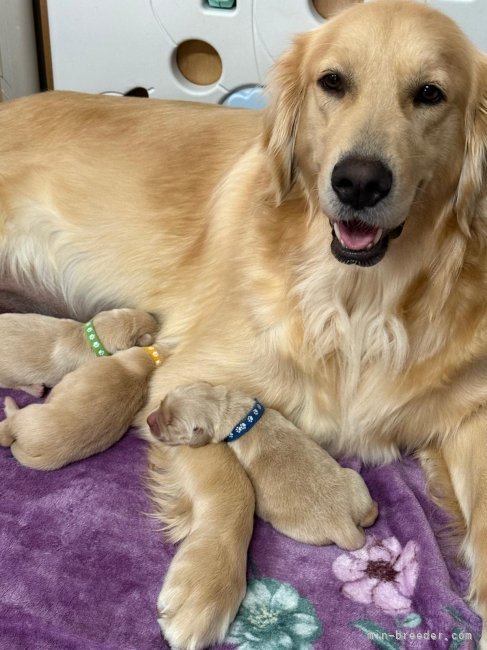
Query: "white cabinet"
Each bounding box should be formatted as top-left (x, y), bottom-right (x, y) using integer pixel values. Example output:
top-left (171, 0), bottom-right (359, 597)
top-left (44, 0), bottom-right (487, 106)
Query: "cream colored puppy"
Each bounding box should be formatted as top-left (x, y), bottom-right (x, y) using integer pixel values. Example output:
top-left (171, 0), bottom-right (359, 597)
top-left (0, 308), bottom-right (159, 396)
top-left (0, 345), bottom-right (166, 470)
top-left (147, 382), bottom-right (378, 550)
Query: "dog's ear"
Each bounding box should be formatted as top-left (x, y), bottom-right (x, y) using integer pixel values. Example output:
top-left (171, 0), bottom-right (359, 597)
top-left (158, 398), bottom-right (173, 427)
top-left (136, 333), bottom-right (154, 346)
top-left (455, 53), bottom-right (487, 232)
top-left (189, 428), bottom-right (211, 448)
top-left (262, 33), bottom-right (309, 205)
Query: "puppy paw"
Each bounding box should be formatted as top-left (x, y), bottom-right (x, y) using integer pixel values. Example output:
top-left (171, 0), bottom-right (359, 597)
top-left (266, 466), bottom-right (378, 550)
top-left (328, 469), bottom-right (378, 550)
top-left (361, 499), bottom-right (379, 528)
top-left (328, 519), bottom-right (366, 551)
top-left (341, 469), bottom-right (379, 525)
top-left (19, 384), bottom-right (44, 398)
top-left (157, 535), bottom-right (246, 650)
top-left (3, 396), bottom-right (19, 417)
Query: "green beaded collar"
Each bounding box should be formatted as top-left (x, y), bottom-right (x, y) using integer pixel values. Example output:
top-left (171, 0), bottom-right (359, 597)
top-left (84, 321), bottom-right (111, 357)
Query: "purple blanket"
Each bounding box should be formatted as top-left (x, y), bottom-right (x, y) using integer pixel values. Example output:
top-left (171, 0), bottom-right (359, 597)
top-left (0, 388), bottom-right (482, 649)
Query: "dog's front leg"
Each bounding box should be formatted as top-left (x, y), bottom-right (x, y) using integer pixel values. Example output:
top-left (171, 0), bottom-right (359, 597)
top-left (440, 409), bottom-right (487, 649)
top-left (148, 440), bottom-right (254, 650)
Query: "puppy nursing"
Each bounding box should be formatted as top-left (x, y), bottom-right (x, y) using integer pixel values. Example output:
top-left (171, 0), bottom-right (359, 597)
top-left (0, 308), bottom-right (162, 470)
top-left (2, 1), bottom-right (487, 646)
top-left (0, 308), bottom-right (159, 396)
top-left (0, 345), bottom-right (166, 470)
top-left (148, 382), bottom-right (378, 550)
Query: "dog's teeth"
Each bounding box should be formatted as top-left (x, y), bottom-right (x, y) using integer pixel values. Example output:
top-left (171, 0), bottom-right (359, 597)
top-left (366, 242), bottom-right (373, 250)
top-left (373, 228), bottom-right (383, 245)
top-left (333, 223), bottom-right (345, 247)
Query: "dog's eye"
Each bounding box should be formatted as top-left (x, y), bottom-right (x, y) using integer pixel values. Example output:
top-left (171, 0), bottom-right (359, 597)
top-left (193, 426), bottom-right (203, 434)
top-left (318, 73), bottom-right (344, 93)
top-left (414, 84), bottom-right (445, 105)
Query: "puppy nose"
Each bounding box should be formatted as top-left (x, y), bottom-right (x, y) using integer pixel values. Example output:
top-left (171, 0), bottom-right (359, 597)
top-left (331, 157), bottom-right (393, 209)
top-left (147, 412), bottom-right (161, 437)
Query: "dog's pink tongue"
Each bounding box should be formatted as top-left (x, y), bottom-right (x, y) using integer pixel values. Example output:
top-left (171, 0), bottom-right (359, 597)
top-left (339, 221), bottom-right (379, 251)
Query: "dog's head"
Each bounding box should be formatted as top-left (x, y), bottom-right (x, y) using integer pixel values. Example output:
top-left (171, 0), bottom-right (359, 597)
top-left (92, 308), bottom-right (160, 352)
top-left (263, 0), bottom-right (487, 267)
top-left (146, 382), bottom-right (228, 447)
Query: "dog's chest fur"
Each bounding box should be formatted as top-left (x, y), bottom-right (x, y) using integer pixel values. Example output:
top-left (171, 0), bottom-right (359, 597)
top-left (268, 250), bottom-right (487, 465)
top-left (288, 307), bottom-right (407, 464)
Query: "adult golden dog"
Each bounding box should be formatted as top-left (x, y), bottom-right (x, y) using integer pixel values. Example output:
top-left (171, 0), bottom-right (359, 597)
top-left (1, 0), bottom-right (486, 647)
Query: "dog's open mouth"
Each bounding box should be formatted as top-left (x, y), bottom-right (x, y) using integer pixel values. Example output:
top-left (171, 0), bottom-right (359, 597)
top-left (330, 219), bottom-right (404, 267)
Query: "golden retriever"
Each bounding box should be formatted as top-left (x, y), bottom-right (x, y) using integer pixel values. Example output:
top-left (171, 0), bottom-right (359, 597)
top-left (0, 344), bottom-right (166, 470)
top-left (0, 0), bottom-right (486, 647)
top-left (0, 308), bottom-right (159, 395)
top-left (147, 382), bottom-right (378, 549)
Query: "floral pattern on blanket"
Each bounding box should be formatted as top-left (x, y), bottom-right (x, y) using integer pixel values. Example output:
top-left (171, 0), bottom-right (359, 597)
top-left (226, 535), bottom-right (480, 649)
top-left (226, 577), bottom-right (322, 649)
top-left (1, 410), bottom-right (482, 650)
top-left (332, 536), bottom-right (419, 616)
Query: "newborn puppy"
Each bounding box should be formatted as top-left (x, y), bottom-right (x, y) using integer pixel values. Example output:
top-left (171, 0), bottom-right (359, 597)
top-left (147, 382), bottom-right (378, 550)
top-left (0, 345), bottom-right (166, 470)
top-left (0, 308), bottom-right (159, 396)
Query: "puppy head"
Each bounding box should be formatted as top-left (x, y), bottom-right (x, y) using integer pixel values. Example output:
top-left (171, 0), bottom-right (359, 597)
top-left (263, 0), bottom-right (486, 266)
top-left (92, 308), bottom-right (160, 352)
top-left (147, 382), bottom-right (229, 448)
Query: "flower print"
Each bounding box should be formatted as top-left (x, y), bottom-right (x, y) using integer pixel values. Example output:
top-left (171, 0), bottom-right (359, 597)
top-left (226, 577), bottom-right (321, 649)
top-left (332, 536), bottom-right (419, 616)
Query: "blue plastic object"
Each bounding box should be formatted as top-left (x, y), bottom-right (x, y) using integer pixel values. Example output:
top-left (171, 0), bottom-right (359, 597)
top-left (222, 85), bottom-right (268, 110)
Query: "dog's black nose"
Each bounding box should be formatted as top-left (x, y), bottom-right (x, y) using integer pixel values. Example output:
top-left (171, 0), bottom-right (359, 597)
top-left (331, 157), bottom-right (393, 209)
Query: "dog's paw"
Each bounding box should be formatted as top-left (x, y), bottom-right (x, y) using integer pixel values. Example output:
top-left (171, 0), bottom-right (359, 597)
top-left (157, 535), bottom-right (246, 650)
top-left (20, 383), bottom-right (44, 398)
top-left (360, 499), bottom-right (379, 528)
top-left (327, 469), bottom-right (378, 550)
top-left (340, 468), bottom-right (378, 527)
top-left (267, 465), bottom-right (378, 550)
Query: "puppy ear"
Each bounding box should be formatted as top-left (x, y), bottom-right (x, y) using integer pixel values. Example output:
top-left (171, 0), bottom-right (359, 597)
top-left (189, 428), bottom-right (211, 448)
top-left (136, 333), bottom-right (154, 346)
top-left (159, 399), bottom-right (173, 427)
top-left (262, 33), bottom-right (309, 204)
top-left (213, 384), bottom-right (229, 401)
top-left (455, 54), bottom-right (487, 233)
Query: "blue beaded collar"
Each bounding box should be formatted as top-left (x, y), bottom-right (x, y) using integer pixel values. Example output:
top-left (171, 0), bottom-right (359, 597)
top-left (224, 399), bottom-right (265, 443)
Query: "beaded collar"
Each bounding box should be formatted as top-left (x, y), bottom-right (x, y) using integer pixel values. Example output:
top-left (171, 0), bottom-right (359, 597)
top-left (84, 321), bottom-right (111, 357)
top-left (84, 322), bottom-right (162, 368)
top-left (224, 399), bottom-right (265, 443)
top-left (143, 346), bottom-right (163, 367)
